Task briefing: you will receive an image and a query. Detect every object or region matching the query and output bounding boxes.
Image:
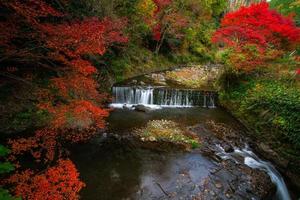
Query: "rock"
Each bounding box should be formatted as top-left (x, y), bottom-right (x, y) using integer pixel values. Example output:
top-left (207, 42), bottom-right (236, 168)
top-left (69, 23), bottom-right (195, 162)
top-left (156, 81), bottom-right (167, 86)
top-left (258, 143), bottom-right (276, 156)
top-left (139, 81), bottom-right (146, 85)
top-left (131, 79), bottom-right (138, 84)
top-left (225, 193), bottom-right (232, 198)
top-left (258, 143), bottom-right (289, 169)
top-left (151, 73), bottom-right (167, 85)
top-left (215, 182), bottom-right (222, 189)
top-left (122, 104), bottom-right (132, 110)
top-left (189, 124), bottom-right (276, 199)
top-left (222, 143), bottom-right (234, 153)
top-left (198, 160), bottom-right (276, 200)
top-left (149, 136), bottom-right (156, 142)
top-left (133, 104), bottom-right (152, 112)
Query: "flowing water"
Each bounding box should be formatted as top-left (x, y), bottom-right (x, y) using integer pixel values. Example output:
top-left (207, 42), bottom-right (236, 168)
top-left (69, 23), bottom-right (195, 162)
top-left (216, 145), bottom-right (292, 200)
top-left (111, 86), bottom-right (216, 108)
top-left (71, 85), bottom-right (293, 200)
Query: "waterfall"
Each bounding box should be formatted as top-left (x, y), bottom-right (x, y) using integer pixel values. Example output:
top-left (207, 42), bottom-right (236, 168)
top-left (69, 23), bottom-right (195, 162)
top-left (216, 145), bottom-right (291, 200)
top-left (111, 86), bottom-right (216, 108)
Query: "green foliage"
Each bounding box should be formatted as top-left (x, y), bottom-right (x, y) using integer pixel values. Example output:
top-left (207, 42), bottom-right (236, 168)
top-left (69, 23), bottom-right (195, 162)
top-left (0, 145), bottom-right (10, 157)
top-left (0, 82), bottom-right (50, 134)
top-left (184, 22), bottom-right (217, 61)
top-left (0, 162), bottom-right (15, 174)
top-left (0, 145), bottom-right (18, 200)
top-left (67, 0), bottom-right (228, 81)
top-left (191, 0), bottom-right (227, 16)
top-left (0, 145), bottom-right (14, 174)
top-left (220, 78), bottom-right (300, 147)
top-left (1, 107), bottom-right (49, 134)
top-left (270, 0), bottom-right (300, 25)
top-left (211, 0), bottom-right (227, 17)
top-left (103, 43), bottom-right (176, 81)
top-left (0, 188), bottom-right (20, 200)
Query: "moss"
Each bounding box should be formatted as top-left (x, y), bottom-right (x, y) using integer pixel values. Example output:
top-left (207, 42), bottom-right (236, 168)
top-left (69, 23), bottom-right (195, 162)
top-left (134, 120), bottom-right (200, 149)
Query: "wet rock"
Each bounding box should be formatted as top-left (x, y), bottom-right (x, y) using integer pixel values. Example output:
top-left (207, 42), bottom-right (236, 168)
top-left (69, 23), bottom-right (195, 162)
top-left (188, 124), bottom-right (276, 199)
top-left (201, 147), bottom-right (222, 163)
top-left (222, 143), bottom-right (234, 153)
top-left (133, 104), bottom-right (152, 112)
top-left (195, 160), bottom-right (276, 200)
top-left (122, 104), bottom-right (132, 110)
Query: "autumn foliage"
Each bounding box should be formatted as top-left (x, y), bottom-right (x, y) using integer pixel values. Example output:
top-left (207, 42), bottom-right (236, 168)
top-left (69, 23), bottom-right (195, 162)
top-left (6, 159), bottom-right (85, 200)
top-left (138, 0), bottom-right (187, 52)
top-left (0, 0), bottom-right (127, 199)
top-left (0, 0), bottom-right (127, 137)
top-left (212, 2), bottom-right (300, 71)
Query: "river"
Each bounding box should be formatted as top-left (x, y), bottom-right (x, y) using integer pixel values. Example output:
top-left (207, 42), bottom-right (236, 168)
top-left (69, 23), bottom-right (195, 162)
top-left (70, 86), bottom-right (293, 200)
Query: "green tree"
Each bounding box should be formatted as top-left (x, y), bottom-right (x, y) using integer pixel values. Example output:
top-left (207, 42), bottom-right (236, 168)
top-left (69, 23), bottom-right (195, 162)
top-left (270, 0), bottom-right (300, 25)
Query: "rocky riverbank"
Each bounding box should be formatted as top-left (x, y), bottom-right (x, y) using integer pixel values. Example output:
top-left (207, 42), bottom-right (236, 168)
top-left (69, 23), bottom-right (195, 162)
top-left (220, 100), bottom-right (300, 194)
top-left (100, 119), bottom-right (277, 199)
top-left (190, 122), bottom-right (276, 199)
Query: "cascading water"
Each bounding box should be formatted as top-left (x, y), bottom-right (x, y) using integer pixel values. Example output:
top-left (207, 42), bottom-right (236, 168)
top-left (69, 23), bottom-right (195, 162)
top-left (111, 86), bottom-right (216, 108)
top-left (216, 145), bottom-right (291, 200)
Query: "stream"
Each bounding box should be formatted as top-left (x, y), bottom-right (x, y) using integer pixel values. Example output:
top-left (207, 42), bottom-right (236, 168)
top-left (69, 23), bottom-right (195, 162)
top-left (71, 86), bottom-right (293, 200)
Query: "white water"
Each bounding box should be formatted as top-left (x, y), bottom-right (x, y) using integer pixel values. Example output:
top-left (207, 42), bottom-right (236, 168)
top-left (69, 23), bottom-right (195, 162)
top-left (111, 86), bottom-right (216, 108)
top-left (216, 145), bottom-right (291, 200)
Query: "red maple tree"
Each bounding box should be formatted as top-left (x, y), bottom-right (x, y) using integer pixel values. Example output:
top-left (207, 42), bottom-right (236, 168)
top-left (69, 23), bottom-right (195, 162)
top-left (212, 2), bottom-right (300, 71)
top-left (0, 1), bottom-right (127, 199)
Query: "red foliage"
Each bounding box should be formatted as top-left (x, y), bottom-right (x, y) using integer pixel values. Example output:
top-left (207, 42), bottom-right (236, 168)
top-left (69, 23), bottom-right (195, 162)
top-left (5, 0), bottom-right (63, 20)
top-left (153, 0), bottom-right (172, 13)
top-left (152, 24), bottom-right (162, 41)
top-left (48, 100), bottom-right (109, 130)
top-left (137, 0), bottom-right (187, 42)
top-left (1, 1), bottom-right (127, 198)
top-left (212, 2), bottom-right (300, 49)
top-left (212, 2), bottom-right (300, 71)
top-left (40, 17), bottom-right (128, 58)
top-left (37, 17), bottom-right (126, 132)
top-left (1, 0), bottom-right (127, 132)
top-left (6, 159), bottom-right (85, 200)
top-left (8, 129), bottom-right (59, 163)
